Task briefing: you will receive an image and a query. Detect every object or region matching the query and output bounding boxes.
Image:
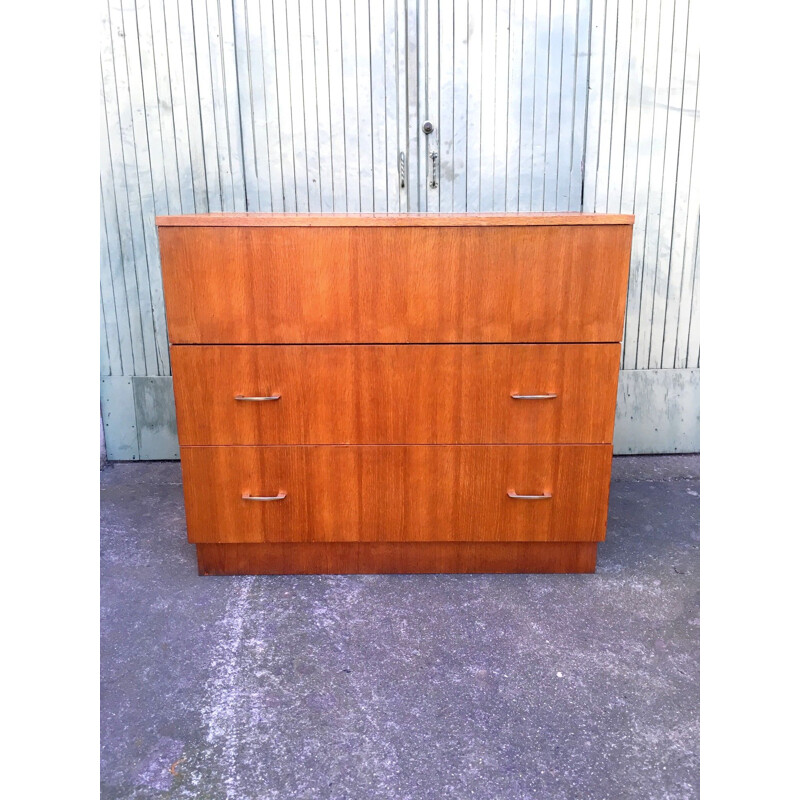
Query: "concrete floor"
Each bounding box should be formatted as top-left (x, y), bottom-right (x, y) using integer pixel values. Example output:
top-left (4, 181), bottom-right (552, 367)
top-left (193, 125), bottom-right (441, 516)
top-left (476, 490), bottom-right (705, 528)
top-left (101, 456), bottom-right (699, 800)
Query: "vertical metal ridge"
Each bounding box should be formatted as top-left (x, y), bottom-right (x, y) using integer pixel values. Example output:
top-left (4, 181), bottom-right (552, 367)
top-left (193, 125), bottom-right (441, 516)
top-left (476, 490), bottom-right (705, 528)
top-left (367, 1), bottom-right (376, 210)
top-left (100, 174), bottom-right (125, 376)
top-left (619, 0), bottom-right (649, 369)
top-left (102, 0), bottom-right (149, 376)
top-left (659, 0), bottom-right (692, 368)
top-left (100, 291), bottom-right (112, 377)
top-left (322, 0), bottom-right (337, 211)
top-left (99, 0), bottom-right (699, 456)
top-left (642, 0), bottom-right (680, 369)
top-left (128, 0), bottom-right (169, 374)
top-left (686, 213), bottom-right (700, 368)
top-left (673, 38), bottom-right (699, 369)
top-left (633, 0), bottom-right (666, 369)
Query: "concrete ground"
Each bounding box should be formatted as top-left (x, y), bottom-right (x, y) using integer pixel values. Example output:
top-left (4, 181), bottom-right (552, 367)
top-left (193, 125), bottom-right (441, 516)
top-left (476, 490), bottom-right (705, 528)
top-left (101, 455), bottom-right (699, 800)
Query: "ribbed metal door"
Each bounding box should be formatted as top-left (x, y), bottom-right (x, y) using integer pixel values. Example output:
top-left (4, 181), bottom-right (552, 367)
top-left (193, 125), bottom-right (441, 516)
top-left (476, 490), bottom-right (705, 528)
top-left (100, 1), bottom-right (698, 459)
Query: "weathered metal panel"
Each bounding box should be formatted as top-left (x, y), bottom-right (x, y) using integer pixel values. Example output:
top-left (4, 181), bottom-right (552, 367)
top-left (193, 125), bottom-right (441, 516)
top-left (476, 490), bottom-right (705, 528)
top-left (426, 0), bottom-right (591, 213)
top-left (100, 377), bottom-right (139, 460)
top-left (132, 377), bottom-right (180, 460)
top-left (102, 376), bottom-right (179, 460)
top-left (614, 369), bottom-right (700, 455)
top-left (584, 0), bottom-right (700, 371)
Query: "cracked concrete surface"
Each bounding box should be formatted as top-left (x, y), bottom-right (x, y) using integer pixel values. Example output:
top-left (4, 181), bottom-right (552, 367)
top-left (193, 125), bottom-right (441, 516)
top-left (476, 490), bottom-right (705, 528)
top-left (101, 455), bottom-right (699, 800)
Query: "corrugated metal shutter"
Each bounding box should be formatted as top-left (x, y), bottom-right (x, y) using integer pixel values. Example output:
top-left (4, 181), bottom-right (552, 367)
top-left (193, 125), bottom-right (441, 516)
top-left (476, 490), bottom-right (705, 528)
top-left (101, 0), bottom-right (698, 458)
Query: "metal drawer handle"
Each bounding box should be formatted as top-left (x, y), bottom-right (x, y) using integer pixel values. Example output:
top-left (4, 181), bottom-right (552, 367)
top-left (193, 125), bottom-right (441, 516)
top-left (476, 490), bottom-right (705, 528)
top-left (510, 393), bottom-right (558, 400)
top-left (235, 394), bottom-right (281, 401)
top-left (507, 490), bottom-right (552, 500)
top-left (242, 491), bottom-right (287, 501)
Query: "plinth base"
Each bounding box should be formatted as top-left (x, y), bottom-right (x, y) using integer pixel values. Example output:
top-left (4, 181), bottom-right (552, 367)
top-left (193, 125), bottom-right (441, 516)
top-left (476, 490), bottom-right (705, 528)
top-left (196, 541), bottom-right (597, 575)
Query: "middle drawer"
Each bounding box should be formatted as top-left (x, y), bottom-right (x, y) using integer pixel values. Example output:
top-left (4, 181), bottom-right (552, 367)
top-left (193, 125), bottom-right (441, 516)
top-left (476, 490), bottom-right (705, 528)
top-left (172, 343), bottom-right (620, 445)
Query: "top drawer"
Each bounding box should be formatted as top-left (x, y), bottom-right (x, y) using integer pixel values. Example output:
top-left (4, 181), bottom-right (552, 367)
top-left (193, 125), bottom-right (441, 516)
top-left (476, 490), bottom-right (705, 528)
top-left (157, 215), bottom-right (632, 344)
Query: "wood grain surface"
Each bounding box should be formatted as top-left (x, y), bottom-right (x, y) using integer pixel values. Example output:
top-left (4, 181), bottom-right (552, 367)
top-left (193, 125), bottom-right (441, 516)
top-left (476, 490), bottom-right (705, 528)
top-left (159, 223), bottom-right (632, 344)
top-left (180, 444), bottom-right (613, 544)
top-left (171, 343), bottom-right (621, 445)
top-left (195, 541), bottom-right (598, 574)
top-left (157, 213), bottom-right (634, 227)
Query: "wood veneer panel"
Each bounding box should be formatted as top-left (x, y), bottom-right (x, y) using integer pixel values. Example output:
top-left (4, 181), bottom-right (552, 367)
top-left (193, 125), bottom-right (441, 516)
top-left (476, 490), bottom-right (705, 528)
top-left (195, 541), bottom-right (597, 574)
top-left (158, 224), bottom-right (632, 343)
top-left (180, 444), bottom-right (612, 544)
top-left (157, 213), bottom-right (634, 227)
top-left (171, 343), bottom-right (621, 445)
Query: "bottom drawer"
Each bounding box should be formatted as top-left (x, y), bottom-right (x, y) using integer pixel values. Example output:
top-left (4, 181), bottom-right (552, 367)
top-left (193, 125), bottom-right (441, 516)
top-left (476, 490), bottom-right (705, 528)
top-left (181, 444), bottom-right (612, 544)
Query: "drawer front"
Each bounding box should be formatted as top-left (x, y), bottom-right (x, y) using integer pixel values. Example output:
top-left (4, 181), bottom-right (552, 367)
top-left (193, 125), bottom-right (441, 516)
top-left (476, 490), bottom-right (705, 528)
top-left (172, 344), bottom-right (620, 445)
top-left (159, 224), bottom-right (632, 343)
top-left (181, 445), bottom-right (612, 544)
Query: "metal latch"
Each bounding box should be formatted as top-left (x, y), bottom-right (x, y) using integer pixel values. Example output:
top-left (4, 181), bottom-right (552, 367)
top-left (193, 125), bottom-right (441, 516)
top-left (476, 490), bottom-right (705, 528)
top-left (422, 120), bottom-right (438, 189)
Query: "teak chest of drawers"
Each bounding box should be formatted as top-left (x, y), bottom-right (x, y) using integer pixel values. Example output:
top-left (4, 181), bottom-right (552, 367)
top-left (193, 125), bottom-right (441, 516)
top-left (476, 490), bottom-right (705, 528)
top-left (157, 213), bottom-right (633, 575)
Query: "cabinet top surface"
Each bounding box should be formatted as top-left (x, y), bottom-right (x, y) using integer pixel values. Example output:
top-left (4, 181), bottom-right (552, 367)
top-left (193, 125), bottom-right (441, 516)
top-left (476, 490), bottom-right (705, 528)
top-left (156, 212), bottom-right (634, 228)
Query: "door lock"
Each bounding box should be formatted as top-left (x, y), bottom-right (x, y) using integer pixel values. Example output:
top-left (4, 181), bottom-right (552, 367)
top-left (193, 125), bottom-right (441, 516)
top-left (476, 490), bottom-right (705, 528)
top-left (422, 121), bottom-right (438, 188)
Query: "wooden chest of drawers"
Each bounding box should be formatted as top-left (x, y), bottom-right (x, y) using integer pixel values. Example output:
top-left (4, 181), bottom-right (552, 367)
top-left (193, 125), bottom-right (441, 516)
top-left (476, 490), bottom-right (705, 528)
top-left (157, 213), bottom-right (633, 574)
